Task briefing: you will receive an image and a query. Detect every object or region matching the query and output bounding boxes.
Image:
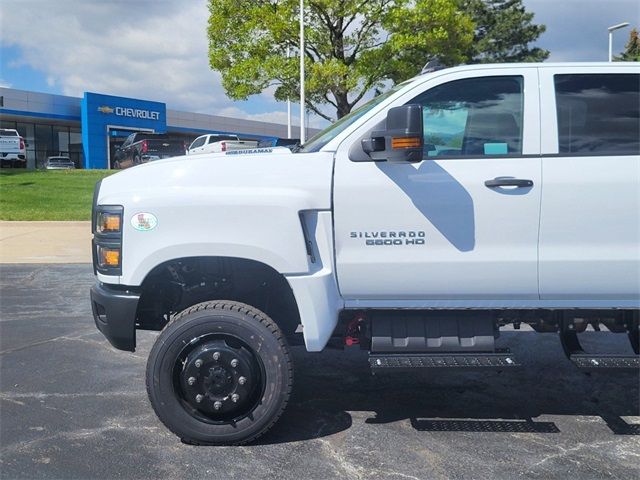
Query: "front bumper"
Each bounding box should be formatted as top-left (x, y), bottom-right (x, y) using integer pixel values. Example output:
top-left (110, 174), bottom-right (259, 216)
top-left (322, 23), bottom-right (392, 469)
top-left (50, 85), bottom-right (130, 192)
top-left (90, 282), bottom-right (140, 351)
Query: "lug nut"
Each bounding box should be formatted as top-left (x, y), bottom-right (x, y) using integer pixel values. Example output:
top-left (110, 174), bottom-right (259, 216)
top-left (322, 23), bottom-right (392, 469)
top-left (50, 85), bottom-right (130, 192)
top-left (188, 376), bottom-right (196, 385)
top-left (195, 394), bottom-right (204, 403)
top-left (238, 376), bottom-right (246, 385)
top-left (213, 401), bottom-right (222, 410)
top-left (213, 351), bottom-right (221, 360)
top-left (230, 359), bottom-right (239, 367)
top-left (231, 393), bottom-right (240, 403)
top-left (195, 359), bottom-right (203, 368)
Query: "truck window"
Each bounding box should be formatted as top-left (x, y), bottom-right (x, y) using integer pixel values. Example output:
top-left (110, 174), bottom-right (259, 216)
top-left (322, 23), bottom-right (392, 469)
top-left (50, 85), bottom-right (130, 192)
top-left (410, 76), bottom-right (524, 158)
top-left (208, 135), bottom-right (237, 143)
top-left (190, 137), bottom-right (206, 149)
top-left (554, 74), bottom-right (639, 155)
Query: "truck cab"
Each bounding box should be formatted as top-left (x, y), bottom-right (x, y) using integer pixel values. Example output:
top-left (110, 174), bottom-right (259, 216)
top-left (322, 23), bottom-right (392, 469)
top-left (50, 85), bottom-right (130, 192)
top-left (90, 62), bottom-right (639, 445)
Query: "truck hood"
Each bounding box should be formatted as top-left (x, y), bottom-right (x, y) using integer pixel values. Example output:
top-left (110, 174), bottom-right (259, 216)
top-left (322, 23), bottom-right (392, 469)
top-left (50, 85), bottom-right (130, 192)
top-left (97, 147), bottom-right (334, 211)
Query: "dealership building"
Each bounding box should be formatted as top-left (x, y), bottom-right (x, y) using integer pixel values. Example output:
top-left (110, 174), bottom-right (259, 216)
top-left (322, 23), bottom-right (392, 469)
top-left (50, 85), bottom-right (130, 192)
top-left (0, 87), bottom-right (309, 169)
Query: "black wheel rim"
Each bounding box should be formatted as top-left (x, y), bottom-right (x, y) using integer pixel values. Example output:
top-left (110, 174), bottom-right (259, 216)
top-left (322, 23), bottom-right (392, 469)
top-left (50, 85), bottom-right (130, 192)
top-left (172, 333), bottom-right (265, 424)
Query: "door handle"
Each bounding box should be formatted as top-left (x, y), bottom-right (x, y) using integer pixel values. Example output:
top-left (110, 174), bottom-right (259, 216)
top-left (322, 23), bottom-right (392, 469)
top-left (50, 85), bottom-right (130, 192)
top-left (484, 178), bottom-right (534, 188)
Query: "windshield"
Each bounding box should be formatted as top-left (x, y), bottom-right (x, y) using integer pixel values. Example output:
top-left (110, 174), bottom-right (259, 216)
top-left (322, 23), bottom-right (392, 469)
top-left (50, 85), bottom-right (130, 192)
top-left (298, 83), bottom-right (408, 153)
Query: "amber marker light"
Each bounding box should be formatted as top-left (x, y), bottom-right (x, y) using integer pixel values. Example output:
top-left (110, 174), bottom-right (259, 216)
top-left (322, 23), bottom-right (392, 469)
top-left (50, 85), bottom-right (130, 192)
top-left (97, 212), bottom-right (121, 233)
top-left (391, 137), bottom-right (422, 149)
top-left (98, 246), bottom-right (121, 268)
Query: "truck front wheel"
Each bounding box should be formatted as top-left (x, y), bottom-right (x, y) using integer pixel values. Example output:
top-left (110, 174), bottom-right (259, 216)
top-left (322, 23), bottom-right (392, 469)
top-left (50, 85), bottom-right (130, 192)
top-left (146, 301), bottom-right (292, 445)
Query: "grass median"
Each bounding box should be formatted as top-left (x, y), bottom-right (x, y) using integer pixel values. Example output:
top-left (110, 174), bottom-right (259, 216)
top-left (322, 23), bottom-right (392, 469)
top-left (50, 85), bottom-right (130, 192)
top-left (0, 170), bottom-right (115, 221)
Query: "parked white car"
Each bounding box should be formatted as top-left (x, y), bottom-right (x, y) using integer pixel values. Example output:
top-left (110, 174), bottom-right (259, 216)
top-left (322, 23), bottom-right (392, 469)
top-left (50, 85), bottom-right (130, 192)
top-left (91, 62), bottom-right (639, 446)
top-left (45, 156), bottom-right (75, 170)
top-left (187, 134), bottom-right (258, 155)
top-left (0, 128), bottom-right (27, 168)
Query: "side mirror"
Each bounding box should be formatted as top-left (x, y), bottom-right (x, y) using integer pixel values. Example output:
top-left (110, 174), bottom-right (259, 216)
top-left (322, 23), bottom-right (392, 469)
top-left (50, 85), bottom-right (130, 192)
top-left (362, 104), bottom-right (423, 163)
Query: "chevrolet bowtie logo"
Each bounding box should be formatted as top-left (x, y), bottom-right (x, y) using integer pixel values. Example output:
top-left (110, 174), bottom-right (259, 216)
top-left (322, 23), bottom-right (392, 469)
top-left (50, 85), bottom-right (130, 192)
top-left (97, 106), bottom-right (114, 114)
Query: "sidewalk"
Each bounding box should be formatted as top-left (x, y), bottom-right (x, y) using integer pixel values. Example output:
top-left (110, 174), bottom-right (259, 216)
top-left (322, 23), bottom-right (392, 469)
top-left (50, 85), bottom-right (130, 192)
top-left (0, 221), bottom-right (92, 263)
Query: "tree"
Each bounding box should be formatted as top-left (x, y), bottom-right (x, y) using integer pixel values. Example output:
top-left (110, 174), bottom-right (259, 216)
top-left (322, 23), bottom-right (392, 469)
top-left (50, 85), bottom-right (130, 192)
top-left (614, 28), bottom-right (640, 61)
top-left (207, 0), bottom-right (550, 121)
top-left (207, 0), bottom-right (473, 120)
top-left (459, 0), bottom-right (549, 63)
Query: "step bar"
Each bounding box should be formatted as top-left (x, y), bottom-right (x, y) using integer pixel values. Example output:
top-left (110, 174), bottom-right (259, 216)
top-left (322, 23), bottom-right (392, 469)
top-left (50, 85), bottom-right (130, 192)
top-left (569, 354), bottom-right (639, 370)
top-left (560, 323), bottom-right (639, 371)
top-left (369, 353), bottom-right (520, 372)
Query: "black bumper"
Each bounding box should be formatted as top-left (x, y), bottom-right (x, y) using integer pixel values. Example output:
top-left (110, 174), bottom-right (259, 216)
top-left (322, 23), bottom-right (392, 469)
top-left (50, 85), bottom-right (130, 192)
top-left (90, 282), bottom-right (140, 351)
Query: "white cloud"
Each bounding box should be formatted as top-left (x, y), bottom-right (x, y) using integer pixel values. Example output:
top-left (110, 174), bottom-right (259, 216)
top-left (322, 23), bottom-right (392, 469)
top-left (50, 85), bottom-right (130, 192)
top-left (217, 106), bottom-right (326, 130)
top-left (0, 0), bottom-right (315, 129)
top-left (218, 107), bottom-right (294, 125)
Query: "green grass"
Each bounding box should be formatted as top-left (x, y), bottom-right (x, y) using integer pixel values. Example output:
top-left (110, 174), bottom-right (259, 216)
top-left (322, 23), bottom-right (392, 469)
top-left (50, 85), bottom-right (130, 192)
top-left (0, 170), bottom-right (115, 220)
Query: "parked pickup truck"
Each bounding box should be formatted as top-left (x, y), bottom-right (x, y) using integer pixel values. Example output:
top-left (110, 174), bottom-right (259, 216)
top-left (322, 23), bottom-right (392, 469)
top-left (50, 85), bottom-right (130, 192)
top-left (112, 132), bottom-right (185, 169)
top-left (0, 128), bottom-right (27, 168)
top-left (187, 133), bottom-right (258, 155)
top-left (91, 62), bottom-right (639, 446)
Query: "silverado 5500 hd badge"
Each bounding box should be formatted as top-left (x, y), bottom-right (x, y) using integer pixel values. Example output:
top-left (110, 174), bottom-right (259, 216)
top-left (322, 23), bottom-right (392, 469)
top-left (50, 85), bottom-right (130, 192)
top-left (350, 230), bottom-right (426, 246)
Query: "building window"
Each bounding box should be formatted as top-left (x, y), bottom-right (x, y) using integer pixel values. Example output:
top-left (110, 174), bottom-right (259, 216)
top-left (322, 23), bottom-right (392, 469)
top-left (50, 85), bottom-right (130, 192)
top-left (52, 125), bottom-right (70, 158)
top-left (35, 124), bottom-right (53, 167)
top-left (69, 128), bottom-right (83, 168)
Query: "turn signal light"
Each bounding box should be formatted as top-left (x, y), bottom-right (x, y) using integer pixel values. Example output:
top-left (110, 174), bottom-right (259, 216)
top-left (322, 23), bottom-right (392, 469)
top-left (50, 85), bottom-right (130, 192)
top-left (391, 137), bottom-right (422, 149)
top-left (98, 246), bottom-right (120, 268)
top-left (97, 212), bottom-right (121, 233)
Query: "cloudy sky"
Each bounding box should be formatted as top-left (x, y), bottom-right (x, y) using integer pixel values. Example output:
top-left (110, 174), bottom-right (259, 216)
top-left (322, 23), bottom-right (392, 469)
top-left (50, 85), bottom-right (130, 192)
top-left (1, 0), bottom-right (638, 128)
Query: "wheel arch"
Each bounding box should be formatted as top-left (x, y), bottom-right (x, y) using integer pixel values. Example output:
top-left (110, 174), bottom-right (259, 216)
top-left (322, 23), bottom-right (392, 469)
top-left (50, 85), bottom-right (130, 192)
top-left (136, 255), bottom-right (302, 341)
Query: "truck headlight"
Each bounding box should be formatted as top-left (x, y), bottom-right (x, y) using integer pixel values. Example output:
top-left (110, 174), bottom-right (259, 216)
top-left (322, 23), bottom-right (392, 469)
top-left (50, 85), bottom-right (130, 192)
top-left (96, 211), bottom-right (122, 234)
top-left (92, 205), bottom-right (124, 275)
top-left (97, 245), bottom-right (121, 268)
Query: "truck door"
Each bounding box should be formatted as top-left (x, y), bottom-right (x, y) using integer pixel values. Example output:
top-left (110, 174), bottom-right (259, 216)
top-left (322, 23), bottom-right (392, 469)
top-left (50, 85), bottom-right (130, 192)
top-left (333, 68), bottom-right (541, 302)
top-left (538, 67), bottom-right (640, 301)
top-left (188, 135), bottom-right (207, 155)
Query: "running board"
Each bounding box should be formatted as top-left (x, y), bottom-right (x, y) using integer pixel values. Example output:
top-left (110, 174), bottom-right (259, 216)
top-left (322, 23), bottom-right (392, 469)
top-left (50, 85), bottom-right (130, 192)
top-left (569, 354), bottom-right (639, 371)
top-left (369, 353), bottom-right (520, 372)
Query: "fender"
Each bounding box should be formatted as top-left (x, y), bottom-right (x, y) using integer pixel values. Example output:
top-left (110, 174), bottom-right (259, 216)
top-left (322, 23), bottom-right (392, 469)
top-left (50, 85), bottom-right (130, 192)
top-left (95, 149), bottom-right (342, 350)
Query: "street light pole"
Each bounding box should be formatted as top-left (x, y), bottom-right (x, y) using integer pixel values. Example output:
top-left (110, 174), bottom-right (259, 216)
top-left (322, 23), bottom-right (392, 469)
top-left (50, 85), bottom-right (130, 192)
top-left (299, 0), bottom-right (305, 143)
top-left (608, 22), bottom-right (630, 61)
top-left (286, 47), bottom-right (291, 139)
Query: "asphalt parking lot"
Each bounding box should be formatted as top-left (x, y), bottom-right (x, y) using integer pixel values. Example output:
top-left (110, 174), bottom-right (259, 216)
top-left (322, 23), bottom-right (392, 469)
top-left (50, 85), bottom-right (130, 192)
top-left (1, 264), bottom-right (638, 479)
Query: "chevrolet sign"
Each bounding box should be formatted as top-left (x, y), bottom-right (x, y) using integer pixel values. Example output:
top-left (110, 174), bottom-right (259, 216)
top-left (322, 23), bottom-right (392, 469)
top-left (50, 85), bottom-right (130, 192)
top-left (98, 105), bottom-right (160, 120)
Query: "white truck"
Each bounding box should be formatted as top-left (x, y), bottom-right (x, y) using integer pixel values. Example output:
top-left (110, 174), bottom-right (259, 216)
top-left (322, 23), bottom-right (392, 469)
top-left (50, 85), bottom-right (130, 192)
top-left (91, 62), bottom-right (639, 446)
top-left (186, 133), bottom-right (259, 155)
top-left (0, 128), bottom-right (27, 168)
